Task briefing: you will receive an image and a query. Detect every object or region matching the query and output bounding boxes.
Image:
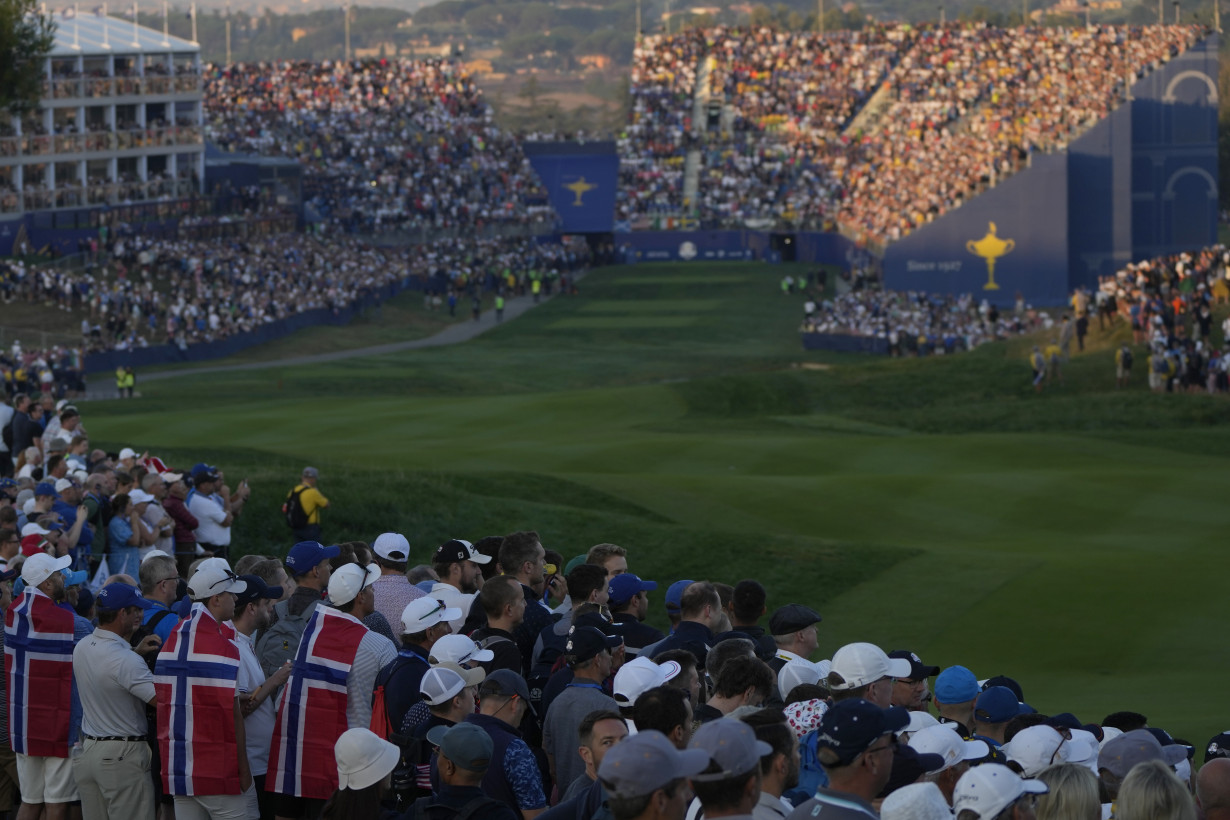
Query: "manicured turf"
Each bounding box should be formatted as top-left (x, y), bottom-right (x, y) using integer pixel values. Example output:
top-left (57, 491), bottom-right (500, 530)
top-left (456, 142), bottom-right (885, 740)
top-left (84, 262), bottom-right (1230, 743)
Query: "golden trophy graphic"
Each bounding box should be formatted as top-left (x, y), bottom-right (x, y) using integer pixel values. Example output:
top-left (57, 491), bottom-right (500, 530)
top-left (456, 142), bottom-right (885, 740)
top-left (564, 177), bottom-right (596, 206)
top-left (966, 222), bottom-right (1015, 291)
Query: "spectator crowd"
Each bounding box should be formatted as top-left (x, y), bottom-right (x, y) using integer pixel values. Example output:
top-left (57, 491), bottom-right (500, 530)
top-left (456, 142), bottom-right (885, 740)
top-left (621, 23), bottom-right (1207, 248)
top-left (0, 399), bottom-right (1226, 820)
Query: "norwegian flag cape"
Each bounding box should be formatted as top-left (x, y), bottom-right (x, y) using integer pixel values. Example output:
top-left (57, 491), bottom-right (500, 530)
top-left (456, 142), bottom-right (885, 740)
top-left (267, 606), bottom-right (366, 799)
top-left (5, 588), bottom-right (74, 757)
top-left (155, 602), bottom-right (242, 796)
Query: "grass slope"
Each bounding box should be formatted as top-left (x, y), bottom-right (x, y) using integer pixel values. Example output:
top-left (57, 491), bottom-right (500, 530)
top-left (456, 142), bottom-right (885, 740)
top-left (84, 262), bottom-right (1230, 743)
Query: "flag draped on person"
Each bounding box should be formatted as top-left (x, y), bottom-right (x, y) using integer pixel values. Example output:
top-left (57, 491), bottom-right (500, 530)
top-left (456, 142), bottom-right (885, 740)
top-left (4, 588), bottom-right (74, 757)
top-left (267, 606), bottom-right (366, 799)
top-left (154, 603), bottom-right (243, 796)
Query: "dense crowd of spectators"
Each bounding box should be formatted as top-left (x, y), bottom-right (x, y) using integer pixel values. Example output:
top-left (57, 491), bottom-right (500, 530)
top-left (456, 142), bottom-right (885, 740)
top-left (0, 231), bottom-right (588, 366)
top-left (800, 286), bottom-right (1031, 355)
top-left (203, 58), bottom-right (556, 235)
top-left (622, 23), bottom-right (1208, 247)
top-left (0, 436), bottom-right (1225, 820)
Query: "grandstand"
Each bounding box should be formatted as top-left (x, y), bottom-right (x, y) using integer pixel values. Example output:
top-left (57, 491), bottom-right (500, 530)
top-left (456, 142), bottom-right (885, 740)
top-left (614, 23), bottom-right (1220, 305)
top-left (0, 15), bottom-right (203, 218)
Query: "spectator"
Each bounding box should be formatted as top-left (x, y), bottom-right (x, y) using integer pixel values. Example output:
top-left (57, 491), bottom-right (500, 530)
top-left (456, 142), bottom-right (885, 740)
top-left (8, 553), bottom-right (77, 820)
top-left (137, 552), bottom-right (182, 646)
top-left (586, 544), bottom-right (628, 581)
top-left (633, 686), bottom-right (695, 749)
top-left (408, 664), bottom-right (486, 788)
top-left (72, 583), bottom-right (162, 820)
top-left (767, 604), bottom-right (822, 673)
top-left (887, 651), bottom-right (940, 712)
top-left (543, 626), bottom-right (622, 791)
top-left (231, 574), bottom-right (292, 820)
top-left (650, 582), bottom-right (723, 671)
top-left (608, 574), bottom-right (664, 657)
top-left (268, 562), bottom-right (396, 819)
top-left (465, 670), bottom-right (548, 820)
top-left (320, 728), bottom-right (400, 820)
top-left (375, 595), bottom-right (461, 738)
top-left (498, 531), bottom-right (558, 674)
top-left (139, 472), bottom-right (175, 557)
top-left (907, 725), bottom-right (989, 806)
top-left (597, 730), bottom-right (709, 820)
top-left (952, 763), bottom-right (1049, 820)
top-left (826, 643), bottom-right (911, 709)
top-left (286, 467), bottom-right (328, 543)
top-left (1197, 758), bottom-right (1230, 820)
top-left (974, 687), bottom-right (1025, 748)
top-left (471, 576), bottom-right (528, 677)
top-left (1034, 762), bottom-right (1100, 820)
top-left (369, 532), bottom-right (425, 641)
top-left (154, 563), bottom-right (251, 820)
top-left (186, 463), bottom-right (233, 562)
top-left (933, 666), bottom-right (980, 738)
top-left (726, 580), bottom-right (776, 661)
top-left (257, 540), bottom-right (338, 676)
top-left (413, 723), bottom-right (521, 820)
top-left (690, 718), bottom-right (772, 819)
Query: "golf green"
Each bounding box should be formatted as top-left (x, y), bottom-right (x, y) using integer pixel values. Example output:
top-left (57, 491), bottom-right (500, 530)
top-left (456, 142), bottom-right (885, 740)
top-left (83, 262), bottom-right (1230, 744)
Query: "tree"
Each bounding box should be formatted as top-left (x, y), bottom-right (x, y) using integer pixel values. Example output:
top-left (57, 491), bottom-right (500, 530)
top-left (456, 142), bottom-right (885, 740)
top-left (0, 0), bottom-right (56, 118)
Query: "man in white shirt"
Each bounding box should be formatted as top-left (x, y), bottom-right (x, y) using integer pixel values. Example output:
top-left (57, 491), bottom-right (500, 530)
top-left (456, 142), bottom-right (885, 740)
top-left (186, 464), bottom-right (232, 560)
top-left (229, 575), bottom-right (292, 820)
top-left (139, 473), bottom-right (175, 556)
top-left (72, 582), bottom-right (164, 820)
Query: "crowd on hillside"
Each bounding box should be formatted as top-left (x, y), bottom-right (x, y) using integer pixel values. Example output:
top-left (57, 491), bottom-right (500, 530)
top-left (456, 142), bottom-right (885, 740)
top-left (202, 59), bottom-right (556, 236)
top-left (0, 408), bottom-right (1225, 820)
top-left (799, 285), bottom-right (1032, 355)
top-left (0, 231), bottom-right (588, 387)
top-left (623, 22), bottom-right (1208, 246)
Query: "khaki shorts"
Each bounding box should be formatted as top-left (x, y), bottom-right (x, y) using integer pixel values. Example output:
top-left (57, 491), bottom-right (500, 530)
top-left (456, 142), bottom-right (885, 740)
top-left (16, 753), bottom-right (78, 804)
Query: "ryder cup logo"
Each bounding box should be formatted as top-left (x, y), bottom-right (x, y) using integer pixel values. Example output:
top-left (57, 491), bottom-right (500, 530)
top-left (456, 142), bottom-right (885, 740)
top-left (679, 241), bottom-right (698, 260)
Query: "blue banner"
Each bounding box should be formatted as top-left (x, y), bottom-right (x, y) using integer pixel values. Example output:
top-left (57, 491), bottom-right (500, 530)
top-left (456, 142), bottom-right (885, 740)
top-left (524, 142), bottom-right (618, 233)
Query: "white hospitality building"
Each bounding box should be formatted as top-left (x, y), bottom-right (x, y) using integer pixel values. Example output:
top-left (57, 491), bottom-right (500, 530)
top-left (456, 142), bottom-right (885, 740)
top-left (0, 12), bottom-right (203, 216)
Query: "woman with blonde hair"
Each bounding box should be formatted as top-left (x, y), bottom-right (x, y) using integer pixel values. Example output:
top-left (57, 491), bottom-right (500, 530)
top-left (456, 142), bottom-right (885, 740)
top-left (1116, 759), bottom-right (1196, 820)
top-left (1035, 763), bottom-right (1100, 820)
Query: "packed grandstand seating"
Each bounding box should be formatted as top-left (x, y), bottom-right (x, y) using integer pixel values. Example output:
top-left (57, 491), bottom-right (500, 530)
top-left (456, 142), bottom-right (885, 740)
top-left (622, 23), bottom-right (1208, 246)
top-left (202, 58), bottom-right (556, 236)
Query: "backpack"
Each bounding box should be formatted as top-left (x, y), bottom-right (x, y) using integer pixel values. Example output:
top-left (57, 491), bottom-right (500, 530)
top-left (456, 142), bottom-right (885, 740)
top-left (1152, 355), bottom-right (1170, 374)
top-left (409, 794), bottom-right (506, 820)
top-left (256, 598), bottom-right (317, 678)
top-left (370, 655), bottom-right (422, 740)
top-left (282, 486), bottom-right (309, 530)
top-left (1120, 349), bottom-right (1133, 369)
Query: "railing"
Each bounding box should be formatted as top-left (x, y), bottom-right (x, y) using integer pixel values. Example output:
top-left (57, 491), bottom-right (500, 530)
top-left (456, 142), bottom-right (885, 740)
top-left (0, 126), bottom-right (205, 157)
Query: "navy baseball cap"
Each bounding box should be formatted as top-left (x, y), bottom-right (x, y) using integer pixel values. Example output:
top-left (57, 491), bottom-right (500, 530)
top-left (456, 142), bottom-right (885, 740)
top-left (665, 580), bottom-right (694, 611)
top-left (888, 650), bottom-right (941, 680)
top-left (565, 625), bottom-right (623, 663)
top-left (190, 463), bottom-right (220, 482)
top-left (235, 574), bottom-right (283, 609)
top-left (608, 573), bottom-right (657, 608)
top-left (975, 686), bottom-right (1024, 724)
top-left (1206, 732), bottom-right (1230, 763)
top-left (34, 482), bottom-right (59, 498)
top-left (815, 699), bottom-right (909, 766)
top-left (96, 582), bottom-right (156, 611)
top-left (286, 541), bottom-right (340, 576)
top-left (982, 675), bottom-right (1024, 703)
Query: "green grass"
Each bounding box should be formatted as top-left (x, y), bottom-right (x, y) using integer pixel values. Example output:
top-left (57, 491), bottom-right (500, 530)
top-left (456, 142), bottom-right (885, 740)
top-left (82, 262), bottom-right (1230, 744)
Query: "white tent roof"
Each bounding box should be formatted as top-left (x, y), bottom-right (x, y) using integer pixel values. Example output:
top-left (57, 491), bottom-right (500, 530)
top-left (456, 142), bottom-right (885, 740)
top-left (48, 12), bottom-right (199, 57)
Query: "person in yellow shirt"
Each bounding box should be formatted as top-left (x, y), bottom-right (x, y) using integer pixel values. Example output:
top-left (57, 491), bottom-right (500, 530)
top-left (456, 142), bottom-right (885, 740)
top-left (287, 466), bottom-right (329, 542)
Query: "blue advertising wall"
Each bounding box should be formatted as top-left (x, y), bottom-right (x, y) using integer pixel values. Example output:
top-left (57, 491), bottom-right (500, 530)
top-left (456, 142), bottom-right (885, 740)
top-left (1130, 34), bottom-right (1220, 260)
top-left (1068, 103), bottom-right (1134, 291)
top-left (617, 230), bottom-right (859, 267)
top-left (881, 152), bottom-right (1071, 305)
top-left (523, 141), bottom-right (618, 233)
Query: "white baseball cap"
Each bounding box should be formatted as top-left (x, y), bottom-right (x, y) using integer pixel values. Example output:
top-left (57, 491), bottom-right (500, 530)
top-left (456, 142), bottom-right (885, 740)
top-left (828, 642), bottom-right (912, 690)
top-left (428, 583), bottom-right (474, 633)
top-left (188, 564), bottom-right (247, 600)
top-left (21, 553), bottom-right (72, 587)
top-left (777, 658), bottom-right (831, 701)
top-left (953, 763), bottom-right (1048, 819)
top-left (128, 489), bottom-right (155, 505)
top-left (53, 478), bottom-right (75, 493)
top-left (881, 782), bottom-right (955, 820)
top-left (142, 549), bottom-right (173, 564)
top-left (328, 563), bottom-right (379, 606)
top-left (335, 728), bottom-right (401, 790)
top-left (20, 523), bottom-right (50, 538)
top-left (1002, 726), bottom-right (1069, 777)
top-left (119, 447), bottom-right (137, 460)
top-left (614, 656), bottom-right (681, 706)
top-left (428, 633), bottom-right (494, 665)
top-left (908, 725), bottom-right (989, 772)
top-left (401, 597), bottom-right (462, 634)
top-left (420, 665), bottom-right (486, 706)
top-left (898, 710), bottom-right (947, 738)
top-left (372, 533), bottom-right (410, 563)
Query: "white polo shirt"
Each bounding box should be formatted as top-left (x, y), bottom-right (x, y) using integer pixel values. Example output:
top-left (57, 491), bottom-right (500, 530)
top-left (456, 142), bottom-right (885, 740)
top-left (187, 491), bottom-right (230, 547)
top-left (73, 628), bottom-right (155, 737)
top-left (233, 628), bottom-right (275, 776)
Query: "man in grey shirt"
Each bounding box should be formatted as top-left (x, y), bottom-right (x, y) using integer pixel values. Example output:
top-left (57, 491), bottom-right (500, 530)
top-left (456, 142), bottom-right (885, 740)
top-left (542, 626), bottom-right (622, 793)
top-left (72, 583), bottom-right (164, 820)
